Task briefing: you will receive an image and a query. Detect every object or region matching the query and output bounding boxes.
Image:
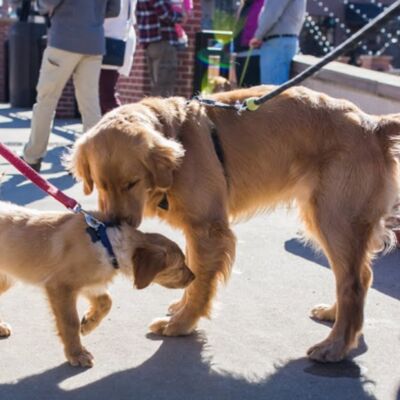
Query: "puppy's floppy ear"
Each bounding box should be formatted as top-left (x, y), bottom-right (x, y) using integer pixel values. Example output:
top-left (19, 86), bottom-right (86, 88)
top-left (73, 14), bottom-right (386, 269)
top-left (132, 245), bottom-right (167, 289)
top-left (64, 142), bottom-right (93, 195)
top-left (147, 135), bottom-right (185, 189)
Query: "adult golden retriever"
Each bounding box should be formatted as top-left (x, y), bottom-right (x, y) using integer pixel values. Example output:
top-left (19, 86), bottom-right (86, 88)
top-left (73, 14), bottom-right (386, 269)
top-left (68, 85), bottom-right (400, 362)
top-left (0, 201), bottom-right (194, 367)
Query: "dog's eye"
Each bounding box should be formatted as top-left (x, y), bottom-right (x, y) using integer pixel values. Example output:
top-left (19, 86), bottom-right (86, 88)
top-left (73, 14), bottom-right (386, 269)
top-left (124, 179), bottom-right (140, 191)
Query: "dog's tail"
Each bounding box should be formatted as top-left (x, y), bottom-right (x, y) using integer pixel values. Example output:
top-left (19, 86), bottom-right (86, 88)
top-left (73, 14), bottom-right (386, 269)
top-left (376, 114), bottom-right (400, 157)
top-left (375, 115), bottom-right (400, 252)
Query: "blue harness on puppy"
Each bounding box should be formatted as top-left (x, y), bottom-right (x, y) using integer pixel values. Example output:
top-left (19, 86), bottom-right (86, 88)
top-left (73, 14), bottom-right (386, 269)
top-left (84, 217), bottom-right (119, 269)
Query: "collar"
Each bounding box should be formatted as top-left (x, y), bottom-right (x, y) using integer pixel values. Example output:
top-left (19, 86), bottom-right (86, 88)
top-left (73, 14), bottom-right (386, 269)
top-left (86, 222), bottom-right (119, 268)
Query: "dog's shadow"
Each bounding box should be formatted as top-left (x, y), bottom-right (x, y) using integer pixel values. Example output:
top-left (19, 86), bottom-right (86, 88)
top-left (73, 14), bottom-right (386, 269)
top-left (285, 238), bottom-right (400, 301)
top-left (0, 331), bottom-right (376, 400)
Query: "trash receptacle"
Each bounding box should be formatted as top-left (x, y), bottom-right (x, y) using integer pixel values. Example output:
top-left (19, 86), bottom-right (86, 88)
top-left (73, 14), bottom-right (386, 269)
top-left (8, 20), bottom-right (46, 107)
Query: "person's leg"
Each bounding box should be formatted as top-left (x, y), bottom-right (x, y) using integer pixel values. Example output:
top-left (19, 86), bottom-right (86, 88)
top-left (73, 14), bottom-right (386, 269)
top-left (146, 42), bottom-right (161, 96)
top-left (259, 37), bottom-right (299, 85)
top-left (23, 47), bottom-right (80, 165)
top-left (99, 69), bottom-right (121, 115)
top-left (157, 41), bottom-right (177, 97)
top-left (73, 54), bottom-right (102, 133)
top-left (146, 41), bottom-right (177, 97)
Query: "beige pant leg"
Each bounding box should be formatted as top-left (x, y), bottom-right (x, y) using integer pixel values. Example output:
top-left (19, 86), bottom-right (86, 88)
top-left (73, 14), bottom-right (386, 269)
top-left (23, 47), bottom-right (80, 164)
top-left (73, 54), bottom-right (102, 133)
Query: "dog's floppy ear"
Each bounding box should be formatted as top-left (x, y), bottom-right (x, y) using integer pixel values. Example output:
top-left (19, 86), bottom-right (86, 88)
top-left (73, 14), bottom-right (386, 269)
top-left (147, 135), bottom-right (185, 190)
top-left (65, 142), bottom-right (93, 195)
top-left (132, 245), bottom-right (167, 289)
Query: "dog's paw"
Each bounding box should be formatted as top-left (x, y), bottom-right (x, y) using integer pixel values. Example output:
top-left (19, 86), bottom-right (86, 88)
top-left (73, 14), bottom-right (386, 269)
top-left (0, 322), bottom-right (11, 338)
top-left (67, 348), bottom-right (94, 368)
top-left (311, 304), bottom-right (336, 322)
top-left (307, 338), bottom-right (348, 362)
top-left (167, 298), bottom-right (186, 316)
top-left (80, 314), bottom-right (99, 336)
top-left (149, 317), bottom-right (196, 336)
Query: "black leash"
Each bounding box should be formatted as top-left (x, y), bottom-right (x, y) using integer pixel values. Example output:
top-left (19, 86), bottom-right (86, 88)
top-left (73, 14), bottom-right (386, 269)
top-left (193, 0), bottom-right (400, 112)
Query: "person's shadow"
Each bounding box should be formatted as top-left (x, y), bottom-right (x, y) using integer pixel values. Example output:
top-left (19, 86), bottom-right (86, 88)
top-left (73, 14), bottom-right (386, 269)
top-left (0, 332), bottom-right (377, 400)
top-left (0, 146), bottom-right (75, 205)
top-left (284, 237), bottom-right (400, 300)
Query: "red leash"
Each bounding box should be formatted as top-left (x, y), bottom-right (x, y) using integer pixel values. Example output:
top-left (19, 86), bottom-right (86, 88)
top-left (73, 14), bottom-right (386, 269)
top-left (0, 142), bottom-right (78, 210)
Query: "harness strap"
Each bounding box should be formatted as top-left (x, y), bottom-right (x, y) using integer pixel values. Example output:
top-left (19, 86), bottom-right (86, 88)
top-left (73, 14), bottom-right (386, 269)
top-left (86, 223), bottom-right (119, 269)
top-left (210, 124), bottom-right (225, 171)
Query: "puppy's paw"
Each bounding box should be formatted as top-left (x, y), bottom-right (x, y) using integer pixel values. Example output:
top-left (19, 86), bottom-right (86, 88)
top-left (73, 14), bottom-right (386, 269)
top-left (80, 314), bottom-right (99, 336)
top-left (311, 304), bottom-right (336, 322)
top-left (0, 322), bottom-right (11, 338)
top-left (67, 347), bottom-right (94, 368)
top-left (149, 317), bottom-right (196, 336)
top-left (307, 338), bottom-right (348, 362)
top-left (167, 298), bottom-right (186, 316)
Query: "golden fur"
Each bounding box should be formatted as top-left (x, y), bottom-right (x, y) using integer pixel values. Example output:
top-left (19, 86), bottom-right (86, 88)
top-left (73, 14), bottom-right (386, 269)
top-left (0, 201), bottom-right (194, 367)
top-left (68, 85), bottom-right (400, 362)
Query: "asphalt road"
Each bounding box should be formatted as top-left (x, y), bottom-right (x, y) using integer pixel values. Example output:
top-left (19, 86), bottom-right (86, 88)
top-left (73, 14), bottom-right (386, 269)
top-left (0, 106), bottom-right (399, 400)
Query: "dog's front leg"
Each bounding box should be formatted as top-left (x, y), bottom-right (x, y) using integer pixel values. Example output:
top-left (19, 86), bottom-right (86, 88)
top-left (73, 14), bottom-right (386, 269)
top-left (81, 291), bottom-right (112, 335)
top-left (150, 219), bottom-right (236, 336)
top-left (46, 285), bottom-right (94, 367)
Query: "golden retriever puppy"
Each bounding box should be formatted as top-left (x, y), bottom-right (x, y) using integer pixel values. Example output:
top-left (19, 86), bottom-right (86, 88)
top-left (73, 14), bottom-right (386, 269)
top-left (67, 85), bottom-right (400, 362)
top-left (0, 201), bottom-right (194, 367)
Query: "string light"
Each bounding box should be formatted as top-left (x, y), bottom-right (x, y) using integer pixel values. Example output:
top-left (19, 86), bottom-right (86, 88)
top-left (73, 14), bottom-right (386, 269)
top-left (308, 0), bottom-right (400, 58)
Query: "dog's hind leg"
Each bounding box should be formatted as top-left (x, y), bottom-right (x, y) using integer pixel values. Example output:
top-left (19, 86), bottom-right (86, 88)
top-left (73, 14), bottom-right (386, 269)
top-left (46, 284), bottom-right (94, 367)
top-left (301, 194), bottom-right (376, 362)
top-left (80, 289), bottom-right (112, 336)
top-left (0, 273), bottom-right (14, 337)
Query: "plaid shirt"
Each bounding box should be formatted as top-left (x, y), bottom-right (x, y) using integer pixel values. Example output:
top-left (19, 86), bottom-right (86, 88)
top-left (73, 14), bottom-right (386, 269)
top-left (136, 0), bottom-right (183, 46)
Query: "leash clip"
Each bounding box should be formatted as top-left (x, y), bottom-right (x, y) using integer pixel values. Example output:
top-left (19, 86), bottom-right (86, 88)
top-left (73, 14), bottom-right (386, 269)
top-left (72, 204), bottom-right (105, 230)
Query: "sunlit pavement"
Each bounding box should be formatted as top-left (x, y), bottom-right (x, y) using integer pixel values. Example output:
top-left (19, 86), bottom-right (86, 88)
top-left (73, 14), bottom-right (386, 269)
top-left (0, 105), bottom-right (399, 400)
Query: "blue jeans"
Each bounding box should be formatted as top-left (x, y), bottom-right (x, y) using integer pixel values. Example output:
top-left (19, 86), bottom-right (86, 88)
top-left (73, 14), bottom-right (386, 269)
top-left (259, 36), bottom-right (299, 85)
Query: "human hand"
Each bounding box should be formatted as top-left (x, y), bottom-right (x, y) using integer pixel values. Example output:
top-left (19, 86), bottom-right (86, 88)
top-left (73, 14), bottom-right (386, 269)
top-left (249, 38), bottom-right (262, 49)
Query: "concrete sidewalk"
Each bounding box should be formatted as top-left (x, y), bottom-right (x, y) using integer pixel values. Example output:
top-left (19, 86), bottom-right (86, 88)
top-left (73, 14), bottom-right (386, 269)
top-left (0, 105), bottom-right (399, 400)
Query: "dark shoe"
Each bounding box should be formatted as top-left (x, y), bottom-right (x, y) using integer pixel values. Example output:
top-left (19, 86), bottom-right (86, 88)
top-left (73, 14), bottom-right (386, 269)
top-left (21, 156), bottom-right (42, 172)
